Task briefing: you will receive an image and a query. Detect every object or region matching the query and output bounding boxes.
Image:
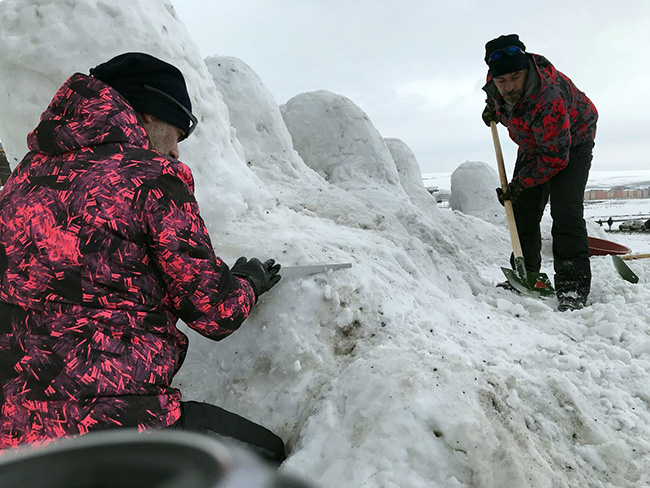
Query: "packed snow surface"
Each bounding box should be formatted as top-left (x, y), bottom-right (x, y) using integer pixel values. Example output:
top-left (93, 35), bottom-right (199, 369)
top-left (1, 1), bottom-right (649, 487)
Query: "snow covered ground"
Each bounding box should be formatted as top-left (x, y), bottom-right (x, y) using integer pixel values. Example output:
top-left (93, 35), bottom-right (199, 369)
top-left (1, 1), bottom-right (649, 487)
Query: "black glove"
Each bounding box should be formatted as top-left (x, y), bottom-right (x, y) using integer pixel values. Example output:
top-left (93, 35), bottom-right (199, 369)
top-left (231, 257), bottom-right (281, 300)
top-left (495, 180), bottom-right (525, 206)
top-left (482, 102), bottom-right (498, 127)
top-left (495, 187), bottom-right (505, 206)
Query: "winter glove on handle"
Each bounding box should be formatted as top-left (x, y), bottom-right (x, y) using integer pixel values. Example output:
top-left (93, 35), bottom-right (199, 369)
top-left (231, 257), bottom-right (281, 300)
top-left (495, 180), bottom-right (524, 206)
top-left (482, 101), bottom-right (498, 127)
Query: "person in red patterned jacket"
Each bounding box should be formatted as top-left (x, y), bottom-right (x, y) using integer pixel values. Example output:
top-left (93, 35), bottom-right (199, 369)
top-left (0, 53), bottom-right (285, 463)
top-left (482, 34), bottom-right (597, 312)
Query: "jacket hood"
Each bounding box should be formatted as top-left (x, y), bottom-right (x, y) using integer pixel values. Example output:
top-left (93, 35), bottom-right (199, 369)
top-left (27, 73), bottom-right (150, 155)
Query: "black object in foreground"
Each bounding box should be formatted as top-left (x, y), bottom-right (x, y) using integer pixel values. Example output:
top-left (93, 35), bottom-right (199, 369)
top-left (0, 430), bottom-right (315, 488)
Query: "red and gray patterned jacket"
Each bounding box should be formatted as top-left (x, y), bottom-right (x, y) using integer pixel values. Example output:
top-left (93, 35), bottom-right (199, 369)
top-left (483, 53), bottom-right (598, 188)
top-left (0, 73), bottom-right (255, 449)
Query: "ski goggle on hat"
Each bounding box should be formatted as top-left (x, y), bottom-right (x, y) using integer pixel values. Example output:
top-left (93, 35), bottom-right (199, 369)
top-left (487, 46), bottom-right (525, 63)
top-left (144, 85), bottom-right (198, 141)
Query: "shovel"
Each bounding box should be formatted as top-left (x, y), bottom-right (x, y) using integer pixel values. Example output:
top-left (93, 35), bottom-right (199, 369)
top-left (490, 122), bottom-right (554, 298)
top-left (611, 253), bottom-right (650, 284)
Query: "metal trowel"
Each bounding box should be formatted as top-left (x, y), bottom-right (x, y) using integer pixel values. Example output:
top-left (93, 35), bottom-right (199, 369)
top-left (280, 263), bottom-right (352, 279)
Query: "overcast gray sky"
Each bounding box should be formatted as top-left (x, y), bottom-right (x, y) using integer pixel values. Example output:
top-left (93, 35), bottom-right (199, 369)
top-left (174, 0), bottom-right (650, 174)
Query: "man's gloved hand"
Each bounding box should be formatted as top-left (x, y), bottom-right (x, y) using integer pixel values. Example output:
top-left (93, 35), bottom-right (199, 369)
top-left (231, 257), bottom-right (281, 300)
top-left (495, 180), bottom-right (524, 206)
top-left (482, 102), bottom-right (498, 127)
top-left (495, 187), bottom-right (506, 206)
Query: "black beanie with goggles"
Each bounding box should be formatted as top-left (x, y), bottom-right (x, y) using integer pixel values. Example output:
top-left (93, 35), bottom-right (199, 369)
top-left (484, 34), bottom-right (528, 78)
top-left (90, 52), bottom-right (196, 140)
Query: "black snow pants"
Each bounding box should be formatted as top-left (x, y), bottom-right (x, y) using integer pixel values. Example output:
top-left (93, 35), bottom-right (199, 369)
top-left (511, 141), bottom-right (594, 301)
top-left (168, 401), bottom-right (287, 465)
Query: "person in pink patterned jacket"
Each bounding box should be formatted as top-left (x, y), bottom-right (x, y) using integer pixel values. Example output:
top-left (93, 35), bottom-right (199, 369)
top-left (482, 34), bottom-right (598, 312)
top-left (0, 53), bottom-right (285, 463)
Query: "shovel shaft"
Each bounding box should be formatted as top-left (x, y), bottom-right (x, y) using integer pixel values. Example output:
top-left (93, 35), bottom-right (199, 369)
top-left (491, 122), bottom-right (510, 190)
top-left (621, 253), bottom-right (650, 261)
top-left (489, 123), bottom-right (554, 298)
top-left (490, 122), bottom-right (524, 260)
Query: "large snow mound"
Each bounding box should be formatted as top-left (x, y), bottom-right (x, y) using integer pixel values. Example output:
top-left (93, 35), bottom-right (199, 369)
top-left (385, 137), bottom-right (440, 211)
top-left (205, 55), bottom-right (324, 189)
top-left (281, 90), bottom-right (403, 194)
top-left (1, 1), bottom-right (649, 488)
top-left (450, 161), bottom-right (503, 225)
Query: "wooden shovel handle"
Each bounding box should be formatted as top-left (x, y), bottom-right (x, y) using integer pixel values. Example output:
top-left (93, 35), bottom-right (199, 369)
top-left (621, 253), bottom-right (650, 261)
top-left (490, 122), bottom-right (524, 260)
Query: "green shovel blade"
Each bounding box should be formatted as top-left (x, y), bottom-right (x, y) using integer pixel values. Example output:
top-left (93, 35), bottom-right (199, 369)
top-left (501, 267), bottom-right (555, 298)
top-left (612, 255), bottom-right (639, 284)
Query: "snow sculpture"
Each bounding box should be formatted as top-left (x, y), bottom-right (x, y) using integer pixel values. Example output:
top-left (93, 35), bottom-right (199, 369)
top-left (205, 55), bottom-right (323, 187)
top-left (280, 90), bottom-right (403, 194)
top-left (385, 137), bottom-right (439, 212)
top-left (450, 161), bottom-right (504, 224)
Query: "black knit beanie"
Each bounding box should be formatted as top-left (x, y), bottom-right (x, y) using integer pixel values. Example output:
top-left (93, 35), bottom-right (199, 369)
top-left (90, 52), bottom-right (194, 137)
top-left (484, 34), bottom-right (528, 78)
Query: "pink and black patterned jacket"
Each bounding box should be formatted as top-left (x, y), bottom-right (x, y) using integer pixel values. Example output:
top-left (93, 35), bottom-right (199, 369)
top-left (0, 73), bottom-right (256, 449)
top-left (483, 54), bottom-right (598, 188)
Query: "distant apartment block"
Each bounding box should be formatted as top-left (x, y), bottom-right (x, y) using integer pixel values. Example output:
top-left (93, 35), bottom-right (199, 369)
top-left (585, 187), bottom-right (650, 200)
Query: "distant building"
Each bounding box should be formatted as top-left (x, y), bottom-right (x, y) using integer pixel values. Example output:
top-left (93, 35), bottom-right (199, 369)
top-left (585, 186), bottom-right (650, 201)
top-left (584, 189), bottom-right (608, 200)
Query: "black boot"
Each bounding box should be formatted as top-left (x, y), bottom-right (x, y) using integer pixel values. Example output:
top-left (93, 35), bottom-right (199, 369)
top-left (557, 294), bottom-right (586, 312)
